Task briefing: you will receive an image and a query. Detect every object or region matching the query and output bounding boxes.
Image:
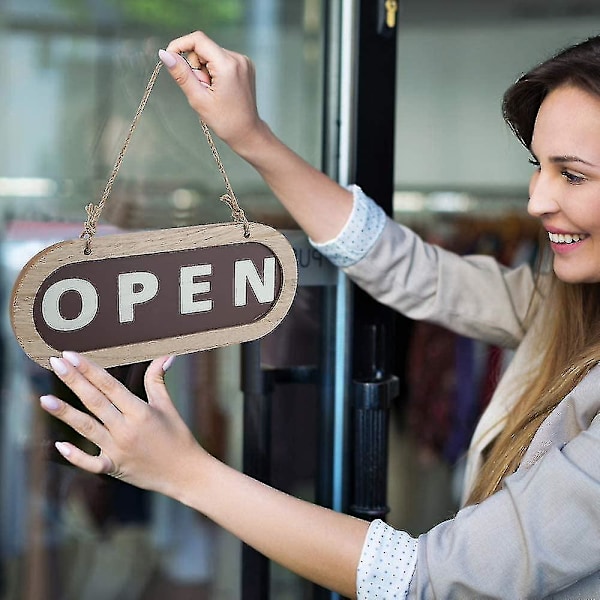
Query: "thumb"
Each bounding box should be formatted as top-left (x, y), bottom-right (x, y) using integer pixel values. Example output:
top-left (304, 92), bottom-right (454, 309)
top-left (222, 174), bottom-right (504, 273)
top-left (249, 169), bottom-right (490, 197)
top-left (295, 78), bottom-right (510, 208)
top-left (144, 355), bottom-right (176, 408)
top-left (158, 49), bottom-right (210, 97)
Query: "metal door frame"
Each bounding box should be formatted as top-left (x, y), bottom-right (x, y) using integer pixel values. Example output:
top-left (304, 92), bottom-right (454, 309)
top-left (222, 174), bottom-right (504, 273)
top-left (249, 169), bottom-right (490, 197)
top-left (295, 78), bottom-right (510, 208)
top-left (241, 1), bottom-right (399, 598)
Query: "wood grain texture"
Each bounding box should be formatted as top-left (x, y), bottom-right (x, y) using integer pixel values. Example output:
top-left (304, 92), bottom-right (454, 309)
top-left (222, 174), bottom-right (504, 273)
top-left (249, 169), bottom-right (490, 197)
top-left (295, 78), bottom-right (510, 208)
top-left (11, 222), bottom-right (298, 369)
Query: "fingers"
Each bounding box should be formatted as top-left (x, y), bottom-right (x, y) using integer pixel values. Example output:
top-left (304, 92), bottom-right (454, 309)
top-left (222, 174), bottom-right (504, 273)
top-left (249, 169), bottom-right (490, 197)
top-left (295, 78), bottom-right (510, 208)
top-left (49, 354), bottom-right (125, 427)
top-left (167, 46), bottom-right (213, 87)
top-left (54, 441), bottom-right (115, 475)
top-left (144, 356), bottom-right (176, 409)
top-left (50, 352), bottom-right (139, 418)
top-left (165, 30), bottom-right (229, 65)
top-left (158, 49), bottom-right (213, 110)
top-left (193, 66), bottom-right (212, 87)
top-left (40, 395), bottom-right (112, 475)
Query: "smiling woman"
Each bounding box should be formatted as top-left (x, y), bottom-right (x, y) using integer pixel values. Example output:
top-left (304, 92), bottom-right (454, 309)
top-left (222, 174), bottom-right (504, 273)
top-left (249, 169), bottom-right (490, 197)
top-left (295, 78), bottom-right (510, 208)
top-left (463, 38), bottom-right (600, 509)
top-left (36, 30), bottom-right (600, 599)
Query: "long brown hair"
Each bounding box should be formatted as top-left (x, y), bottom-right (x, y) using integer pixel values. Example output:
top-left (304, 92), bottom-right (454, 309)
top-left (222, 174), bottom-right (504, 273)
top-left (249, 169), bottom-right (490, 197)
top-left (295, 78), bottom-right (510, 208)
top-left (467, 272), bottom-right (600, 504)
top-left (466, 35), bottom-right (600, 505)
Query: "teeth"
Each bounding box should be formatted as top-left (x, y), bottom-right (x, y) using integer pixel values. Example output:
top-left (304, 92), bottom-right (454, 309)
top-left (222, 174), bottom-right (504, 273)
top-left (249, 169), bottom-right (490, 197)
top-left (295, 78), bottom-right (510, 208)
top-left (548, 232), bottom-right (587, 244)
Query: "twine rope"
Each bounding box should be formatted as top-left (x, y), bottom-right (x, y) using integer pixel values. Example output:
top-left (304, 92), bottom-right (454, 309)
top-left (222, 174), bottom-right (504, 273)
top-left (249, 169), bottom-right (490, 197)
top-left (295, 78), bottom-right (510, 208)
top-left (81, 59), bottom-right (250, 254)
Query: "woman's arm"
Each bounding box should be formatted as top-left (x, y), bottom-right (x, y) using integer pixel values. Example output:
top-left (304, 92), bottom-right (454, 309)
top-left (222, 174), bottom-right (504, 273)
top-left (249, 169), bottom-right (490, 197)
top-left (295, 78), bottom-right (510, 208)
top-left (159, 31), bottom-right (353, 244)
top-left (43, 351), bottom-right (600, 599)
top-left (41, 352), bottom-right (368, 598)
top-left (159, 32), bottom-right (539, 348)
top-left (343, 215), bottom-right (538, 348)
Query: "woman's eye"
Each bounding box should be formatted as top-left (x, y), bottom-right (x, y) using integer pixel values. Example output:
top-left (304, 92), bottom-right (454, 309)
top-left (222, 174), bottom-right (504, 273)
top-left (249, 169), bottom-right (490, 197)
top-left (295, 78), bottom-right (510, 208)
top-left (561, 170), bottom-right (586, 184)
top-left (528, 158), bottom-right (541, 170)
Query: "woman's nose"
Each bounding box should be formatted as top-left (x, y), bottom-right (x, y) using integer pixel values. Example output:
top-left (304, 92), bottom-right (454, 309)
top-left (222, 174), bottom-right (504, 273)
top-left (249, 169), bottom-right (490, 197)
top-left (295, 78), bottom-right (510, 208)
top-left (527, 170), bottom-right (560, 218)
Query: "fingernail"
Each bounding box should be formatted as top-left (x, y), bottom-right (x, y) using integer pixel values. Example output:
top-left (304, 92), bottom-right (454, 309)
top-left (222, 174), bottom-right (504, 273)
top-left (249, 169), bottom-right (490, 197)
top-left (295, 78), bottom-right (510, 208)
top-left (158, 49), bottom-right (177, 68)
top-left (55, 442), bottom-right (71, 457)
top-left (63, 351), bottom-right (80, 368)
top-left (163, 355), bottom-right (176, 372)
top-left (40, 395), bottom-right (60, 411)
top-left (50, 356), bottom-right (68, 376)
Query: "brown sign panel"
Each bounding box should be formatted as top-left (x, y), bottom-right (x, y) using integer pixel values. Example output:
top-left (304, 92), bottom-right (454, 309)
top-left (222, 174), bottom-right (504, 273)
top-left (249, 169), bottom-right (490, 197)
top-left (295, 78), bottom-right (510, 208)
top-left (11, 222), bottom-right (297, 369)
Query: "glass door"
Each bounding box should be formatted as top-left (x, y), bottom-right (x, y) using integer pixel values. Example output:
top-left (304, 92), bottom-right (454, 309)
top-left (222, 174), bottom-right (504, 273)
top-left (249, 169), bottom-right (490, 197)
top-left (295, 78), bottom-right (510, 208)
top-left (0, 1), bottom-right (350, 599)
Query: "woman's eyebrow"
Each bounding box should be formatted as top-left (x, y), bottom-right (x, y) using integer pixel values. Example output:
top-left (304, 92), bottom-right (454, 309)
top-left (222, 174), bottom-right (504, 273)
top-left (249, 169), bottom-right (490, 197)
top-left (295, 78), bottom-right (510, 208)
top-left (529, 145), bottom-right (598, 167)
top-left (549, 154), bottom-right (598, 167)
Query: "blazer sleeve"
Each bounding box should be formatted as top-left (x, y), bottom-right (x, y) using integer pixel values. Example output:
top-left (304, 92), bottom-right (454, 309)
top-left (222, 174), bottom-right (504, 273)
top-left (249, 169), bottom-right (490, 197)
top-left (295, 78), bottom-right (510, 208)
top-left (407, 415), bottom-right (600, 598)
top-left (344, 218), bottom-right (537, 349)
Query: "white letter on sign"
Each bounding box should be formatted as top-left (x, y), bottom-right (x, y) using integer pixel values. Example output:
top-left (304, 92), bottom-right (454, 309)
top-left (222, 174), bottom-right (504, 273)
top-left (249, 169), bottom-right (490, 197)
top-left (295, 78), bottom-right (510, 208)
top-left (180, 264), bottom-right (213, 314)
top-left (234, 257), bottom-right (276, 306)
top-left (42, 278), bottom-right (99, 332)
top-left (118, 272), bottom-right (159, 323)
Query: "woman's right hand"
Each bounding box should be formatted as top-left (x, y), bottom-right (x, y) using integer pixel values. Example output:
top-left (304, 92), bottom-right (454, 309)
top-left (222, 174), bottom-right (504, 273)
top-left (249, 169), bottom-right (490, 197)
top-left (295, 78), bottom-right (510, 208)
top-left (40, 352), bottom-right (208, 500)
top-left (41, 352), bottom-right (367, 599)
top-left (159, 31), bottom-right (267, 155)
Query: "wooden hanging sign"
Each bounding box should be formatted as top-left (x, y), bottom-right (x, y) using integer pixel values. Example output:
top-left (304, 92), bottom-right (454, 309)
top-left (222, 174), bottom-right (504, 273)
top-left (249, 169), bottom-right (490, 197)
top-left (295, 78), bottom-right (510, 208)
top-left (10, 222), bottom-right (298, 369)
top-left (10, 60), bottom-right (298, 369)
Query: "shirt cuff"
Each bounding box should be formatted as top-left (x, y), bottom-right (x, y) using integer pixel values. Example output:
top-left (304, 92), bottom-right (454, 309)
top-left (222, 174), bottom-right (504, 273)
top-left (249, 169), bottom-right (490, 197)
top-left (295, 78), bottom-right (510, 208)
top-left (357, 519), bottom-right (418, 600)
top-left (309, 185), bottom-right (387, 268)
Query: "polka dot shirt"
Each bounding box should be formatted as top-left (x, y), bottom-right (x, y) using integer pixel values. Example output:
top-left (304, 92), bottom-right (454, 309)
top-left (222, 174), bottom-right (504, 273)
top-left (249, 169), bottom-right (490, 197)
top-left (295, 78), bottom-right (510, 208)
top-left (310, 185), bottom-right (387, 267)
top-left (357, 519), bottom-right (418, 599)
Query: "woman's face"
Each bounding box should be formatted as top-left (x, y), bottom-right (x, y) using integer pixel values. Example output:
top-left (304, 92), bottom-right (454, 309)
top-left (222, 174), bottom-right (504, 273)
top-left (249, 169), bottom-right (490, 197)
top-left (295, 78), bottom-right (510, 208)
top-left (528, 84), bottom-right (600, 283)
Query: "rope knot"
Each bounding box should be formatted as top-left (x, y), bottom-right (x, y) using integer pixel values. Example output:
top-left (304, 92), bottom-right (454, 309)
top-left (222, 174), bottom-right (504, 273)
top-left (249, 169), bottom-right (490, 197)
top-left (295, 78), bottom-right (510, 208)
top-left (80, 202), bottom-right (103, 254)
top-left (220, 194), bottom-right (251, 238)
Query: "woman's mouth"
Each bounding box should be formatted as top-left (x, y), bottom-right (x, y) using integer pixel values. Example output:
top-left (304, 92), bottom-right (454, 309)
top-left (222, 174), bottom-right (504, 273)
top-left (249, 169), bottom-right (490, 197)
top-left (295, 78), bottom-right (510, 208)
top-left (547, 231), bottom-right (589, 244)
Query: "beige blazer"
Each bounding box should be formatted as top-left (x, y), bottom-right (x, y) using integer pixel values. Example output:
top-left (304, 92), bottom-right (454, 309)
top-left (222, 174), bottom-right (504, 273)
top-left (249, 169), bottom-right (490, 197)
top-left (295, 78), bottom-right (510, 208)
top-left (345, 218), bottom-right (600, 598)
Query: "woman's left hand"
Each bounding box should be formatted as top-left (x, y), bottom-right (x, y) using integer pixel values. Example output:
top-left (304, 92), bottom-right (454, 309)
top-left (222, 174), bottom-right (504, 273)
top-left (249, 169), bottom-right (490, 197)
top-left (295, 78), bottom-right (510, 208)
top-left (40, 352), bottom-right (206, 499)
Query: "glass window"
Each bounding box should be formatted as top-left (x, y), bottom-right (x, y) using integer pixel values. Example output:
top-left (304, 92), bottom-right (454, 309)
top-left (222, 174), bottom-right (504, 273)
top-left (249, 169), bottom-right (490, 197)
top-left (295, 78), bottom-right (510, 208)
top-left (0, 2), bottom-right (324, 599)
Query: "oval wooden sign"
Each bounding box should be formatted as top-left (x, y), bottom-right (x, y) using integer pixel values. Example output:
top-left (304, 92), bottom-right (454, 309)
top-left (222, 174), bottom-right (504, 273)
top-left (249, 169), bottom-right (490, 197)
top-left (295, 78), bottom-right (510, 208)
top-left (11, 222), bottom-right (298, 369)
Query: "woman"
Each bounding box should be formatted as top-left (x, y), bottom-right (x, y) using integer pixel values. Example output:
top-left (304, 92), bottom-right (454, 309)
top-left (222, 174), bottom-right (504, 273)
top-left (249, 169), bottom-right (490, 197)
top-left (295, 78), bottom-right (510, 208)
top-left (40, 32), bottom-right (600, 597)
